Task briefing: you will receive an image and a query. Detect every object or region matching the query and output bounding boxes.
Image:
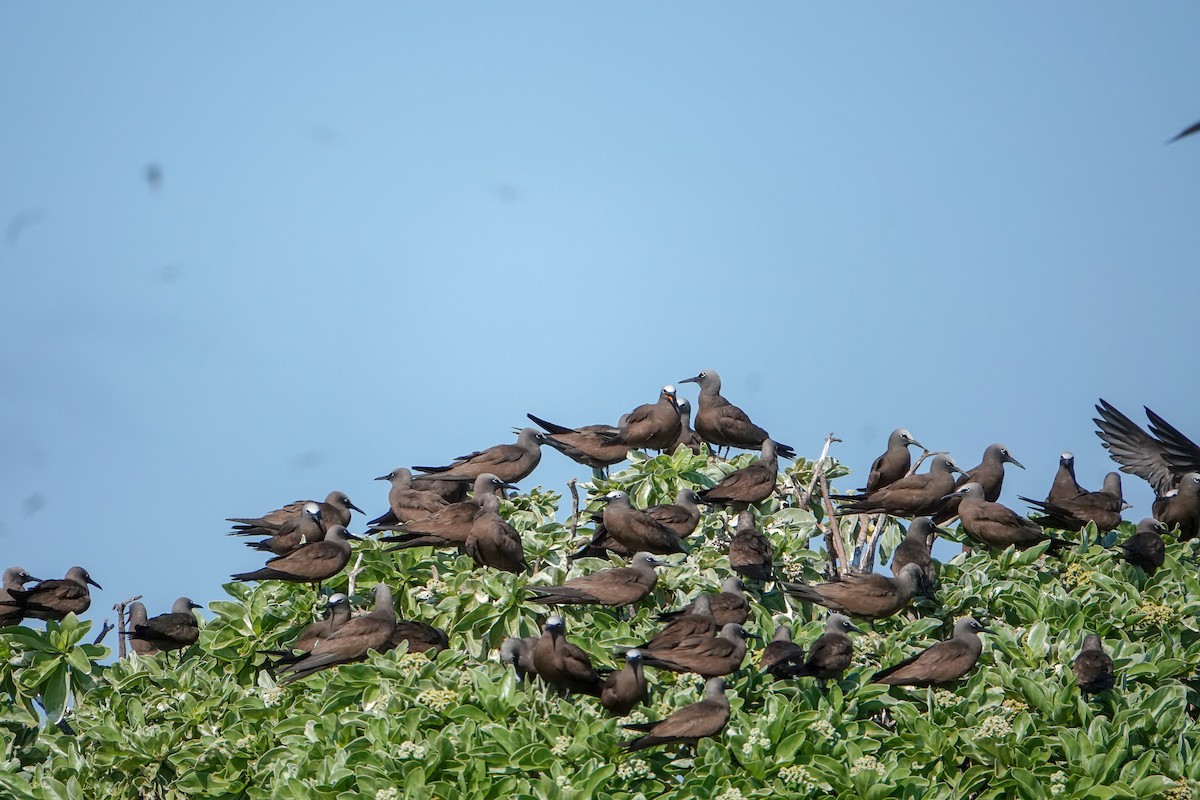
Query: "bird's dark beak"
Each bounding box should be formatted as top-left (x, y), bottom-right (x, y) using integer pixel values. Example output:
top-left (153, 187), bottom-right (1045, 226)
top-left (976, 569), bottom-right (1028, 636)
top-left (1007, 457), bottom-right (1026, 470)
top-left (25, 575), bottom-right (42, 584)
top-left (849, 624), bottom-right (865, 635)
top-left (941, 489), bottom-right (966, 502)
top-left (979, 624), bottom-right (994, 634)
top-left (1121, 502), bottom-right (1133, 511)
top-left (348, 502), bottom-right (365, 515)
top-left (87, 578), bottom-right (103, 590)
top-left (374, 474), bottom-right (390, 481)
top-left (189, 601), bottom-right (203, 610)
top-left (908, 439), bottom-right (926, 451)
top-left (343, 531), bottom-right (364, 541)
top-left (501, 483), bottom-right (519, 492)
top-left (680, 375), bottom-right (701, 385)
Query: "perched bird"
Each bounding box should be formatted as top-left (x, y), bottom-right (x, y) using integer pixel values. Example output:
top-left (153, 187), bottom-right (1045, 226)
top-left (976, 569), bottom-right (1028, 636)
top-left (872, 617), bottom-right (991, 687)
top-left (639, 622), bottom-right (752, 677)
top-left (128, 597), bottom-right (202, 654)
top-left (659, 577), bottom-right (749, 626)
top-left (378, 474), bottom-right (516, 549)
top-left (1072, 633), bottom-right (1114, 695)
top-left (526, 413), bottom-right (629, 472)
top-left (728, 510), bottom-right (773, 582)
top-left (367, 468), bottom-right (450, 526)
top-left (759, 625), bottom-right (806, 680)
top-left (837, 454), bottom-right (966, 518)
top-left (796, 614), bottom-right (862, 681)
top-left (594, 491), bottom-right (687, 555)
top-left (231, 525), bottom-right (359, 584)
top-left (277, 584), bottom-right (397, 683)
top-left (2, 566), bottom-right (101, 621)
top-left (0, 567), bottom-right (41, 627)
top-left (604, 386), bottom-right (682, 452)
top-left (862, 428), bottom-right (925, 493)
top-left (465, 492), bottom-right (527, 574)
top-left (697, 439), bottom-right (784, 508)
top-left (571, 489), bottom-right (701, 560)
top-left (263, 594), bottom-right (353, 666)
top-left (784, 563), bottom-right (925, 622)
top-left (127, 602), bottom-right (159, 656)
top-left (1152, 473), bottom-right (1200, 541)
top-left (601, 649), bottom-right (648, 716)
top-left (414, 428), bottom-right (546, 484)
top-left (680, 370), bottom-right (792, 455)
top-left (620, 677), bottom-right (730, 751)
top-left (672, 399), bottom-right (710, 456)
top-left (639, 594), bottom-right (717, 651)
top-left (243, 502), bottom-right (325, 555)
top-left (531, 616), bottom-right (604, 696)
top-left (1021, 472), bottom-right (1127, 532)
top-left (385, 619), bottom-right (450, 655)
top-left (949, 483), bottom-right (1069, 552)
top-left (933, 444), bottom-right (1024, 523)
top-left (1047, 452), bottom-right (1085, 503)
top-left (890, 517), bottom-right (939, 589)
top-left (1117, 518), bottom-right (1168, 576)
top-left (1094, 400), bottom-right (1200, 496)
top-left (228, 490), bottom-right (363, 535)
top-left (500, 636), bottom-right (539, 682)
top-left (528, 552), bottom-right (663, 607)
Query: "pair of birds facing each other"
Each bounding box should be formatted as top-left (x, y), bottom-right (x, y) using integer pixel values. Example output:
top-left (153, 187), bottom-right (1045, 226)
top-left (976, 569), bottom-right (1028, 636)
top-left (128, 597), bottom-right (202, 656)
top-left (760, 614), bottom-right (862, 681)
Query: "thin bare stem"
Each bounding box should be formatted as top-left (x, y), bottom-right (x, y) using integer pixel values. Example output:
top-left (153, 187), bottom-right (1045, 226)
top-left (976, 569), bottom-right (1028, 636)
top-left (568, 479), bottom-right (580, 540)
top-left (112, 594), bottom-right (143, 660)
top-left (346, 553), bottom-right (365, 598)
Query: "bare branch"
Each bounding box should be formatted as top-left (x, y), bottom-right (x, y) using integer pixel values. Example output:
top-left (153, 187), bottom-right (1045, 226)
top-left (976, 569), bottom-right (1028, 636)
top-left (568, 479), bottom-right (580, 540)
top-left (92, 620), bottom-right (114, 647)
top-left (346, 553), bottom-right (365, 598)
top-left (111, 594), bottom-right (143, 660)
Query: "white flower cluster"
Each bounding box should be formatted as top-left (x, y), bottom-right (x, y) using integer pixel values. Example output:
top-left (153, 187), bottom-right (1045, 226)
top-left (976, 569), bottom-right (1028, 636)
top-left (396, 741), bottom-right (427, 760)
top-left (399, 652), bottom-right (430, 676)
top-left (363, 691), bottom-right (392, 715)
top-left (375, 788), bottom-right (399, 800)
top-left (154, 700), bottom-right (171, 713)
top-left (809, 719), bottom-right (837, 739)
top-left (414, 578), bottom-right (449, 601)
top-left (932, 690), bottom-right (959, 709)
top-left (416, 688), bottom-right (458, 713)
top-left (779, 764), bottom-right (816, 792)
top-left (1164, 782), bottom-right (1193, 800)
top-left (551, 736), bottom-right (572, 757)
top-left (260, 687), bottom-right (284, 707)
top-left (741, 727), bottom-right (770, 756)
top-left (717, 787), bottom-right (745, 800)
top-left (1050, 771), bottom-right (1067, 796)
top-left (849, 755), bottom-right (880, 776)
top-left (555, 775), bottom-right (572, 790)
top-left (616, 758), bottom-right (651, 780)
top-left (625, 710), bottom-right (649, 725)
top-left (976, 714), bottom-right (1012, 738)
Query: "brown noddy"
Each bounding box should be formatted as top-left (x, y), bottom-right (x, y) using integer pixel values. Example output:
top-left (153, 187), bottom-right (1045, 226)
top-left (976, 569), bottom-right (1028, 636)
top-left (861, 428), bottom-right (925, 493)
top-left (377, 474), bottom-right (516, 548)
top-left (411, 475), bottom-right (469, 504)
top-left (531, 615), bottom-right (604, 696)
top-left (0, 567), bottom-right (41, 627)
top-left (672, 399), bottom-right (710, 456)
top-left (680, 370), bottom-right (793, 455)
top-left (659, 577), bottom-right (749, 626)
top-left (500, 636), bottom-right (539, 682)
top-left (526, 413), bottom-right (629, 471)
top-left (890, 517), bottom-right (939, 589)
top-left (601, 649), bottom-right (648, 716)
top-left (385, 619), bottom-right (450, 655)
top-left (594, 490), bottom-right (687, 555)
top-left (639, 593), bottom-right (717, 651)
top-left (1021, 472), bottom-right (1126, 532)
top-left (620, 677), bottom-right (730, 751)
top-left (697, 439), bottom-right (784, 508)
top-left (729, 510), bottom-right (773, 581)
top-left (1047, 452), bottom-right (1085, 503)
top-left (639, 622), bottom-right (752, 677)
top-left (128, 597), bottom-right (202, 654)
top-left (796, 613), bottom-right (862, 680)
top-left (228, 490), bottom-right (363, 535)
top-left (3, 566), bottom-right (101, 620)
top-left (264, 593), bottom-right (353, 666)
top-left (1152, 472), bottom-right (1200, 541)
top-left (367, 468), bottom-right (450, 526)
top-left (413, 427), bottom-right (546, 484)
top-left (569, 489), bottom-right (701, 560)
top-left (948, 483), bottom-right (1069, 552)
top-left (528, 552), bottom-right (663, 607)
top-left (1118, 518), bottom-right (1168, 576)
top-left (127, 602), bottom-right (160, 656)
top-left (231, 525), bottom-right (359, 583)
top-left (759, 625), bottom-right (806, 680)
top-left (1072, 633), bottom-right (1114, 695)
top-left (604, 386), bottom-right (682, 452)
top-left (784, 563), bottom-right (924, 621)
top-left (872, 617), bottom-right (991, 687)
top-left (836, 454), bottom-right (966, 518)
top-left (1094, 399), bottom-right (1200, 496)
top-left (465, 492), bottom-right (528, 574)
top-left (277, 584), bottom-right (397, 683)
top-left (933, 444), bottom-right (1024, 523)
top-left (244, 502), bottom-right (325, 555)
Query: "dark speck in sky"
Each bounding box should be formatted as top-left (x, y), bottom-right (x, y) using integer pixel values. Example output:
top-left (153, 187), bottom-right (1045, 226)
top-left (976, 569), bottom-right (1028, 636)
top-left (5, 208), bottom-right (45, 245)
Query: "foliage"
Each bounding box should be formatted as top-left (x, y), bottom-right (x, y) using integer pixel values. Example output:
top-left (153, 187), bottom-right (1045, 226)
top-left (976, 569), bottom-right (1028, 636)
top-left (1, 448), bottom-right (1198, 799)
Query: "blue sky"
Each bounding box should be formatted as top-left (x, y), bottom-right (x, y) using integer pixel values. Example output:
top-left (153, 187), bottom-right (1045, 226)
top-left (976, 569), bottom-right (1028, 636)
top-left (2, 5), bottom-right (1198, 624)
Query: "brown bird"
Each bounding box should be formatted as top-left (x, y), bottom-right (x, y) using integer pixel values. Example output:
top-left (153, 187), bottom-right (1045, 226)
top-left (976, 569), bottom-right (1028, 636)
top-left (500, 636), bottom-right (539, 682)
top-left (604, 386), bottom-right (682, 452)
top-left (128, 597), bottom-right (202, 654)
top-left (2, 566), bottom-right (100, 620)
top-left (872, 617), bottom-right (991, 687)
top-left (837, 454), bottom-right (966, 518)
top-left (571, 489), bottom-right (701, 560)
top-left (601, 649), bottom-right (648, 716)
top-left (639, 622), bottom-right (752, 677)
top-left (1021, 472), bottom-right (1127, 532)
top-left (231, 525), bottom-right (359, 584)
top-left (378, 474), bottom-right (516, 549)
top-left (531, 615), bottom-right (604, 696)
top-left (277, 584), bottom-right (397, 683)
top-left (697, 439), bottom-right (784, 508)
top-left (0, 567), bottom-right (41, 627)
top-left (621, 677), bottom-right (730, 751)
top-left (414, 427), bottom-right (546, 484)
top-left (729, 510), bottom-right (773, 581)
top-left (1118, 518), bottom-right (1168, 576)
top-left (528, 552), bottom-right (663, 607)
top-left (244, 502), bottom-right (325, 555)
top-left (933, 444), bottom-right (1024, 523)
top-left (410, 475), bottom-right (469, 504)
top-left (127, 602), bottom-right (159, 656)
top-left (465, 492), bottom-right (527, 573)
top-left (639, 593), bottom-right (717, 651)
top-left (368, 468), bottom-right (450, 526)
top-left (949, 483), bottom-right (1069, 552)
top-left (672, 399), bottom-right (710, 456)
top-left (1047, 452), bottom-right (1085, 503)
top-left (680, 370), bottom-right (792, 455)
top-left (593, 491), bottom-right (687, 555)
top-left (264, 593), bottom-right (353, 666)
top-left (659, 577), bottom-right (749, 626)
top-left (228, 490), bottom-right (363, 535)
top-left (890, 517), bottom-right (939, 589)
top-left (795, 614), bottom-right (862, 681)
top-left (385, 619), bottom-right (450, 655)
top-left (1153, 473), bottom-right (1200, 541)
top-left (784, 563), bottom-right (925, 621)
top-left (1072, 633), bottom-right (1114, 695)
top-left (862, 428), bottom-right (926, 493)
top-left (1094, 400), bottom-right (1200, 495)
top-left (527, 413), bottom-right (629, 472)
top-left (759, 625), bottom-right (806, 680)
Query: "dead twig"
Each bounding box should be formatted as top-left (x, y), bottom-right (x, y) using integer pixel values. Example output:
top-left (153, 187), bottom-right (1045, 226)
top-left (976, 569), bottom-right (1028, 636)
top-left (568, 478), bottom-right (580, 541)
top-left (346, 553), bottom-right (365, 598)
top-left (818, 469), bottom-right (849, 577)
top-left (92, 620), bottom-right (114, 647)
top-left (112, 594), bottom-right (143, 660)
